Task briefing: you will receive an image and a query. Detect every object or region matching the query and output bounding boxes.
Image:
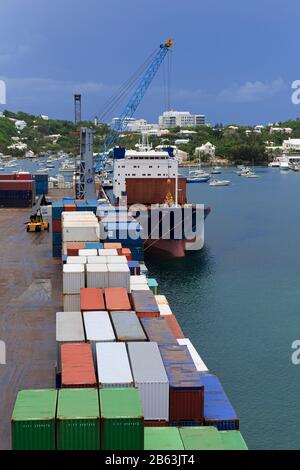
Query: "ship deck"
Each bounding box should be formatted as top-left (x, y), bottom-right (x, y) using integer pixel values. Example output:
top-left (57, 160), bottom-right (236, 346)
top-left (0, 189), bottom-right (71, 449)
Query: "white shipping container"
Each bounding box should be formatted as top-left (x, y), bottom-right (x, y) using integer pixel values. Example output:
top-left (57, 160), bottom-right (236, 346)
top-left (87, 256), bottom-right (108, 264)
top-left (63, 294), bottom-right (81, 312)
top-left (130, 275), bottom-right (147, 285)
top-left (155, 295), bottom-right (169, 305)
top-left (106, 255), bottom-right (127, 264)
top-left (62, 211), bottom-right (96, 219)
top-left (56, 311), bottom-right (85, 342)
top-left (127, 342), bottom-right (169, 421)
top-left (158, 304), bottom-right (173, 316)
top-left (63, 264), bottom-right (85, 294)
top-left (130, 284), bottom-right (150, 292)
top-left (98, 249), bottom-right (118, 256)
top-left (86, 264), bottom-right (108, 288)
top-left (177, 338), bottom-right (209, 372)
top-left (78, 249), bottom-right (98, 257)
top-left (108, 264), bottom-right (130, 291)
top-left (96, 342), bottom-right (133, 387)
top-left (63, 222), bottom-right (99, 242)
top-left (67, 256), bottom-right (87, 264)
top-left (83, 311), bottom-right (115, 358)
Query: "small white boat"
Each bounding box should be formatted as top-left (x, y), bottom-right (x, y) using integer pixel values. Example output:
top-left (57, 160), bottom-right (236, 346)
top-left (211, 167), bottom-right (222, 174)
top-left (268, 160), bottom-right (280, 168)
top-left (209, 179), bottom-right (230, 187)
top-left (280, 161), bottom-right (289, 171)
top-left (246, 172), bottom-right (259, 178)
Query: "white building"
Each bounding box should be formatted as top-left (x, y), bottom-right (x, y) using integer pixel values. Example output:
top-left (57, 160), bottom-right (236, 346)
top-left (270, 127), bottom-right (292, 134)
top-left (195, 142), bottom-right (215, 157)
top-left (113, 148), bottom-right (178, 199)
top-left (15, 120), bottom-right (27, 131)
top-left (174, 139), bottom-right (189, 145)
top-left (159, 110), bottom-right (205, 128)
top-left (282, 138), bottom-right (300, 154)
top-left (40, 115), bottom-right (49, 121)
top-left (8, 142), bottom-right (27, 151)
top-left (111, 117), bottom-right (159, 133)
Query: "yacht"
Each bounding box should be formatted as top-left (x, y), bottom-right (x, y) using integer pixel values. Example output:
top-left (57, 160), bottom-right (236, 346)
top-left (211, 167), bottom-right (222, 174)
top-left (209, 179), bottom-right (230, 187)
top-left (268, 160), bottom-right (280, 168)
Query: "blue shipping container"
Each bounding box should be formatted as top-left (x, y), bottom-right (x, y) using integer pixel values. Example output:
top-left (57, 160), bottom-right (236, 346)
top-left (128, 261), bottom-right (141, 275)
top-left (52, 232), bottom-right (62, 245)
top-left (52, 202), bottom-right (64, 220)
top-left (201, 373), bottom-right (239, 431)
top-left (85, 242), bottom-right (103, 250)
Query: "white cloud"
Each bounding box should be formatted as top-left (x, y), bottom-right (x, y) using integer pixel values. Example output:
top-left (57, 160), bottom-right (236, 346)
top-left (217, 78), bottom-right (286, 103)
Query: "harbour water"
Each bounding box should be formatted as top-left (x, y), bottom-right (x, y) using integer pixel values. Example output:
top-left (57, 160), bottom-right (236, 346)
top-left (146, 166), bottom-right (300, 450)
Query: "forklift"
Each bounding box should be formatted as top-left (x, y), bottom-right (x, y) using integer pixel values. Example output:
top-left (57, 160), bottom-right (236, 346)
top-left (26, 194), bottom-right (50, 233)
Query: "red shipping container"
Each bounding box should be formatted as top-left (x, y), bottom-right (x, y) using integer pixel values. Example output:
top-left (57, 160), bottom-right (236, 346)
top-left (169, 391), bottom-right (204, 424)
top-left (61, 343), bottom-right (97, 388)
top-left (80, 288), bottom-right (105, 311)
top-left (0, 174), bottom-right (16, 180)
top-left (64, 204), bottom-right (77, 212)
top-left (15, 173), bottom-right (32, 180)
top-left (164, 315), bottom-right (185, 339)
top-left (104, 288), bottom-right (131, 311)
top-left (66, 242), bottom-right (85, 256)
top-left (52, 219), bottom-right (62, 233)
top-left (121, 248), bottom-right (132, 261)
top-left (75, 199), bottom-right (85, 203)
top-left (0, 180), bottom-right (34, 191)
top-left (144, 421), bottom-right (169, 427)
top-left (104, 242), bottom-right (122, 254)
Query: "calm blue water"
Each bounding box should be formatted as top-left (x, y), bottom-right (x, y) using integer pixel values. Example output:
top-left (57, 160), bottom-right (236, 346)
top-left (145, 167), bottom-right (300, 450)
top-left (0, 158), bottom-right (73, 181)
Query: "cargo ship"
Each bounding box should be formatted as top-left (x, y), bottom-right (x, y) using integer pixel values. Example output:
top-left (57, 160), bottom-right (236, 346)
top-left (112, 140), bottom-right (210, 257)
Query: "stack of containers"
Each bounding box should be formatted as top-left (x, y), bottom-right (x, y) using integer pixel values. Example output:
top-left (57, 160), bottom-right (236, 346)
top-left (0, 173), bottom-right (36, 208)
top-left (127, 342), bottom-right (169, 424)
top-left (52, 201), bottom-right (64, 257)
top-left (201, 374), bottom-right (240, 430)
top-left (130, 275), bottom-right (150, 292)
top-left (56, 312), bottom-right (85, 387)
top-left (158, 344), bottom-right (205, 426)
top-left (63, 264), bottom-right (85, 311)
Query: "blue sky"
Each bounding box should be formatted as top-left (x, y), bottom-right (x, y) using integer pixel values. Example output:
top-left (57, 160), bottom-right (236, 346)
top-left (0, 0), bottom-right (299, 124)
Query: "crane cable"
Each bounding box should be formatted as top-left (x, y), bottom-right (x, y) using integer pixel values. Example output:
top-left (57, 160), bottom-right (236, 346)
top-left (95, 47), bottom-right (158, 124)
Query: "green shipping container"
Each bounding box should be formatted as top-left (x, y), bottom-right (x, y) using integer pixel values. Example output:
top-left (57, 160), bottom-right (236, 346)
top-left (144, 427), bottom-right (184, 450)
top-left (99, 388), bottom-right (144, 450)
top-left (219, 431), bottom-right (248, 450)
top-left (147, 278), bottom-right (158, 295)
top-left (11, 389), bottom-right (57, 450)
top-left (179, 426), bottom-right (225, 450)
top-left (57, 388), bottom-right (100, 450)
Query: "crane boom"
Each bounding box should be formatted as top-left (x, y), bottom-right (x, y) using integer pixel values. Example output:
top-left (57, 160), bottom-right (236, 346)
top-left (95, 39), bottom-right (173, 171)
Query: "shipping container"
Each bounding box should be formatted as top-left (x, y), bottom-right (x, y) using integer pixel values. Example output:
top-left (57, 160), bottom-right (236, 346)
top-left (130, 284), bottom-right (150, 291)
top-left (63, 294), bottom-right (80, 312)
top-left (144, 427), bottom-right (184, 450)
top-left (130, 275), bottom-right (147, 285)
top-left (83, 311), bottom-right (116, 352)
top-left (80, 288), bottom-right (105, 311)
top-left (99, 388), bottom-right (144, 450)
top-left (11, 389), bottom-right (57, 450)
top-left (96, 342), bottom-right (133, 387)
top-left (66, 242), bottom-right (85, 256)
top-left (104, 288), bottom-right (131, 311)
top-left (147, 278), bottom-right (158, 295)
top-left (78, 249), bottom-right (98, 257)
top-left (141, 317), bottom-right (177, 345)
top-left (159, 345), bottom-right (204, 423)
top-left (57, 388), bottom-right (100, 450)
top-left (85, 242), bottom-right (103, 250)
top-left (107, 264), bottom-right (130, 291)
top-left (219, 431), bottom-right (248, 450)
top-left (121, 248), bottom-right (132, 261)
top-left (106, 255), bottom-right (127, 264)
top-left (66, 256), bottom-right (87, 264)
top-left (177, 338), bottom-right (208, 372)
top-left (110, 311), bottom-right (147, 341)
top-left (56, 311), bottom-right (85, 343)
top-left (63, 204), bottom-right (76, 212)
top-left (164, 315), bottom-right (185, 339)
top-left (128, 261), bottom-right (140, 275)
top-left (63, 264), bottom-right (85, 294)
top-left (63, 221), bottom-right (99, 242)
top-left (87, 255), bottom-right (108, 264)
top-left (179, 426), bottom-right (224, 450)
top-left (127, 342), bottom-right (169, 421)
top-left (158, 304), bottom-right (173, 316)
top-left (155, 295), bottom-right (169, 305)
top-left (131, 291), bottom-right (159, 318)
top-left (201, 374), bottom-right (239, 430)
top-left (86, 264), bottom-right (108, 289)
top-left (104, 242), bottom-right (122, 252)
top-left (61, 343), bottom-right (97, 388)
top-left (98, 248), bottom-right (118, 256)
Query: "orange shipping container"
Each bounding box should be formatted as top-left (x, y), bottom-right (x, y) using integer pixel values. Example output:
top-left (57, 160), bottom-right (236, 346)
top-left (121, 248), bottom-right (132, 261)
top-left (164, 315), bottom-right (185, 339)
top-left (61, 343), bottom-right (97, 388)
top-left (104, 242), bottom-right (122, 254)
top-left (67, 242), bottom-right (85, 256)
top-left (64, 204), bottom-right (77, 212)
top-left (80, 288), bottom-right (105, 311)
top-left (104, 287), bottom-right (131, 311)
